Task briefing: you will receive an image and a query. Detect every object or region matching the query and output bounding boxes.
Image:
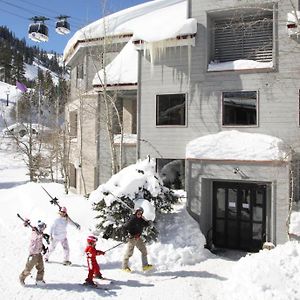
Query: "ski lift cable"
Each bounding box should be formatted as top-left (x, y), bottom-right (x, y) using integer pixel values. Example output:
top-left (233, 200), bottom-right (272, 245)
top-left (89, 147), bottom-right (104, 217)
top-left (0, 0), bottom-right (84, 30)
top-left (15, 0), bottom-right (85, 24)
top-left (12, 0), bottom-right (89, 29)
top-left (0, 7), bottom-right (29, 21)
top-left (0, 0), bottom-right (50, 19)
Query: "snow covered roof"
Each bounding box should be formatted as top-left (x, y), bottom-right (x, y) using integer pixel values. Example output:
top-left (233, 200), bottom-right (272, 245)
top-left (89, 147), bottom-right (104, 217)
top-left (93, 39), bottom-right (138, 87)
top-left (63, 0), bottom-right (197, 63)
top-left (186, 130), bottom-right (291, 162)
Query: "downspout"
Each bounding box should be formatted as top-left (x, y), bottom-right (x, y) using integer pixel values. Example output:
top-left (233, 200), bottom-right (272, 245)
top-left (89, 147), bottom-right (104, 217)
top-left (136, 50), bottom-right (142, 159)
top-left (95, 92), bottom-right (101, 188)
top-left (187, 0), bottom-right (191, 18)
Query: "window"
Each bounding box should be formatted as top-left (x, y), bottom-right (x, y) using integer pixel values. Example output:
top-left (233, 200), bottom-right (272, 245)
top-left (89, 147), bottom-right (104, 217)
top-left (156, 94), bottom-right (186, 126)
top-left (222, 91), bottom-right (257, 126)
top-left (211, 9), bottom-right (273, 63)
top-left (156, 159), bottom-right (185, 189)
top-left (69, 110), bottom-right (78, 137)
top-left (76, 64), bottom-right (84, 79)
top-left (69, 163), bottom-right (77, 188)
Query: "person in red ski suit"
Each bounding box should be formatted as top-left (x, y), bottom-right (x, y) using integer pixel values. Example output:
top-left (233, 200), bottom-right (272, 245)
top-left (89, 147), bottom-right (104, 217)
top-left (84, 235), bottom-right (105, 286)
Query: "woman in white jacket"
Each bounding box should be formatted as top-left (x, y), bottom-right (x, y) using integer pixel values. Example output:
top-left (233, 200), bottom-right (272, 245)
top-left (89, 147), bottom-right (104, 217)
top-left (44, 207), bottom-right (80, 265)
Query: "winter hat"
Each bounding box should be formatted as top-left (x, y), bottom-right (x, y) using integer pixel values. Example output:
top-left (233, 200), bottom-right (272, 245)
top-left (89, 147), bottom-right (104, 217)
top-left (59, 206), bottom-right (67, 213)
top-left (37, 220), bottom-right (46, 231)
top-left (87, 235), bottom-right (98, 244)
top-left (134, 207), bottom-right (144, 214)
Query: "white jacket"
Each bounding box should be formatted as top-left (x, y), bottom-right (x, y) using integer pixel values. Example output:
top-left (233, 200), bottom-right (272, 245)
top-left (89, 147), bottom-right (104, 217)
top-left (50, 216), bottom-right (69, 241)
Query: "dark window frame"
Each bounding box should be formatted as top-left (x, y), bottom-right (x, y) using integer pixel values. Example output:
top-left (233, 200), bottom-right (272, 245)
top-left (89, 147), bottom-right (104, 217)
top-left (222, 91), bottom-right (258, 127)
top-left (156, 93), bottom-right (186, 127)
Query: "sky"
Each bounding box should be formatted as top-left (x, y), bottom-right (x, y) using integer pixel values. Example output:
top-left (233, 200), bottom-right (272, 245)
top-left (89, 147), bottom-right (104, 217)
top-left (0, 0), bottom-right (152, 54)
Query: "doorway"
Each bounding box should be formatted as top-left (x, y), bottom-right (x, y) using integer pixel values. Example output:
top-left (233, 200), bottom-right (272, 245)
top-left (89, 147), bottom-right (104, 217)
top-left (213, 181), bottom-right (267, 252)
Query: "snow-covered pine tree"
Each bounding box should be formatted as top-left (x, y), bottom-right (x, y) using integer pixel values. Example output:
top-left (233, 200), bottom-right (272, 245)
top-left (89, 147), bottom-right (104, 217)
top-left (90, 158), bottom-right (179, 242)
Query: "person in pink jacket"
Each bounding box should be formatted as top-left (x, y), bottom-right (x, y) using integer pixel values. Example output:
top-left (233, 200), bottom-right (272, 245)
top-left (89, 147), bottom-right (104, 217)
top-left (19, 220), bottom-right (47, 286)
top-left (44, 206), bottom-right (79, 265)
top-left (84, 235), bottom-right (105, 286)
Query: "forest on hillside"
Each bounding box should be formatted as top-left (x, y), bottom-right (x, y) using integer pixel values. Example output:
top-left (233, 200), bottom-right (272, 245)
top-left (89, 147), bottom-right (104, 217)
top-left (0, 26), bottom-right (64, 87)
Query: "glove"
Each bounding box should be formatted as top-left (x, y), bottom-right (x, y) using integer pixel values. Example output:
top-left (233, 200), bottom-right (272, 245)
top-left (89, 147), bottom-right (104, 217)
top-left (75, 223), bottom-right (81, 230)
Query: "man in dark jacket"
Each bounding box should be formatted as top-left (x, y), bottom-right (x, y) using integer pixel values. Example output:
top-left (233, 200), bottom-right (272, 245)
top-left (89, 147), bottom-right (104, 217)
top-left (122, 207), bottom-right (153, 272)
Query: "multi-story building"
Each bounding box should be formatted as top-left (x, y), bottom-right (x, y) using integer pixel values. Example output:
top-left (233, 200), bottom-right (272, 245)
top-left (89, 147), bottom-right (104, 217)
top-left (64, 0), bottom-right (300, 252)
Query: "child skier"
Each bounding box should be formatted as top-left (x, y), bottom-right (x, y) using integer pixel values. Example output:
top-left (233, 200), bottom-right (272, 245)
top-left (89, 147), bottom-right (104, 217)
top-left (84, 235), bottom-right (106, 286)
top-left (19, 220), bottom-right (47, 286)
top-left (45, 206), bottom-right (80, 265)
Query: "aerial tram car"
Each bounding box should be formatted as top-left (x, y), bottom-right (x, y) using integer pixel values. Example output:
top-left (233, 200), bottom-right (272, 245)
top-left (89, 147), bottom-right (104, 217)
top-left (28, 16), bottom-right (50, 42)
top-left (28, 15), bottom-right (71, 43)
top-left (55, 15), bottom-right (71, 35)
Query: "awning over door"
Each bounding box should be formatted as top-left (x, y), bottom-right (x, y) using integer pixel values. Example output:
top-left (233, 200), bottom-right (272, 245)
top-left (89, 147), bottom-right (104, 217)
top-left (186, 130), bottom-right (291, 162)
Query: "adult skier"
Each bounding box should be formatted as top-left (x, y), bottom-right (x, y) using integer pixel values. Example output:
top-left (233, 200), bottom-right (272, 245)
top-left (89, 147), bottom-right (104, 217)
top-left (44, 206), bottom-right (80, 265)
top-left (19, 220), bottom-right (47, 286)
top-left (122, 207), bottom-right (153, 272)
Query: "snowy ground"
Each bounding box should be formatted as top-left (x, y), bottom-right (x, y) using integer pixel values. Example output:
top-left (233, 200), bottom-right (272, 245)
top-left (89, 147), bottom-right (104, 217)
top-left (0, 135), bottom-right (300, 300)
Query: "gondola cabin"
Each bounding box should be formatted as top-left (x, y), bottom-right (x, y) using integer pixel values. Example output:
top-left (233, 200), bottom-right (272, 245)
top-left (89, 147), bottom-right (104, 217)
top-left (55, 16), bottom-right (71, 35)
top-left (28, 17), bottom-right (49, 42)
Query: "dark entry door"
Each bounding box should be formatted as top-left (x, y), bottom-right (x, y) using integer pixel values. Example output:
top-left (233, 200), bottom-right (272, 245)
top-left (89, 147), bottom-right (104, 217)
top-left (213, 181), bottom-right (266, 252)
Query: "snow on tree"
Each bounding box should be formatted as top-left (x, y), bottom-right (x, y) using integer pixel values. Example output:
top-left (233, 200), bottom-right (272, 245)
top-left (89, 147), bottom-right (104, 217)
top-left (89, 157), bottom-right (179, 242)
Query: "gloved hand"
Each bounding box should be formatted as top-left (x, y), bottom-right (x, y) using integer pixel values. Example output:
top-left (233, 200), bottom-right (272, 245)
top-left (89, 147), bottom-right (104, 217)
top-left (75, 223), bottom-right (81, 230)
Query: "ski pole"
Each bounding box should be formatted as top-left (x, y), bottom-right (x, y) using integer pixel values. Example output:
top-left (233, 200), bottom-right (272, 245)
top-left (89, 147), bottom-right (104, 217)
top-left (104, 242), bottom-right (124, 253)
top-left (102, 191), bottom-right (134, 212)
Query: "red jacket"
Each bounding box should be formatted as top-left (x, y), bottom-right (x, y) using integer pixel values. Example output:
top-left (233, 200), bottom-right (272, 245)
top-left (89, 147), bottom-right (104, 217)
top-left (85, 245), bottom-right (105, 259)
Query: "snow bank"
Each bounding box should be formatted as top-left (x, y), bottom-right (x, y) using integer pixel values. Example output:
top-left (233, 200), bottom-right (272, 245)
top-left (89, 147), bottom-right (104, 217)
top-left (220, 242), bottom-right (300, 300)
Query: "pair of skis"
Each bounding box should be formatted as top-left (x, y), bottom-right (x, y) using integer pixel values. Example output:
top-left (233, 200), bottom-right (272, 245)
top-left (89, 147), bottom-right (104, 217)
top-left (17, 186), bottom-right (81, 242)
top-left (16, 213), bottom-right (50, 254)
top-left (41, 186), bottom-right (81, 229)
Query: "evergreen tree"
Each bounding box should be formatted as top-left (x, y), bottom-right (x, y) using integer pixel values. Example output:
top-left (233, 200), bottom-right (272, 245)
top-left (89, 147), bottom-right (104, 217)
top-left (92, 159), bottom-right (179, 243)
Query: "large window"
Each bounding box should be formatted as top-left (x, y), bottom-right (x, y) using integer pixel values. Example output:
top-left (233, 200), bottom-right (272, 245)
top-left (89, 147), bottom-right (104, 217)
top-left (211, 9), bottom-right (273, 63)
top-left (156, 94), bottom-right (186, 126)
top-left (156, 159), bottom-right (185, 189)
top-left (222, 91), bottom-right (257, 126)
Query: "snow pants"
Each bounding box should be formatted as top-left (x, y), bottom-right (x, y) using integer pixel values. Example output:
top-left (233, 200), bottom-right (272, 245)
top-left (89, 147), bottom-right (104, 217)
top-left (122, 237), bottom-right (148, 269)
top-left (20, 253), bottom-right (44, 281)
top-left (45, 237), bottom-right (70, 261)
top-left (86, 257), bottom-right (101, 281)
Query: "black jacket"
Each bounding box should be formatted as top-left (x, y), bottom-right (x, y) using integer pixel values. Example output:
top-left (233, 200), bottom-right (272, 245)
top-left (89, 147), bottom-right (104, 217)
top-left (123, 215), bottom-right (149, 237)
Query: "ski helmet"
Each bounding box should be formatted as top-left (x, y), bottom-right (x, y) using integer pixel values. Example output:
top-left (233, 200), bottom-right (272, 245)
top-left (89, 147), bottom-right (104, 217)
top-left (37, 220), bottom-right (46, 231)
top-left (135, 207), bottom-right (144, 214)
top-left (60, 206), bottom-right (67, 213)
top-left (87, 235), bottom-right (98, 244)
